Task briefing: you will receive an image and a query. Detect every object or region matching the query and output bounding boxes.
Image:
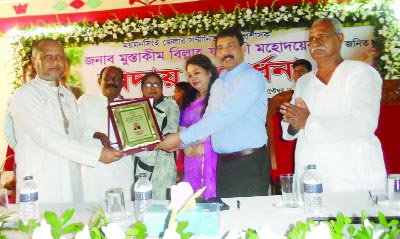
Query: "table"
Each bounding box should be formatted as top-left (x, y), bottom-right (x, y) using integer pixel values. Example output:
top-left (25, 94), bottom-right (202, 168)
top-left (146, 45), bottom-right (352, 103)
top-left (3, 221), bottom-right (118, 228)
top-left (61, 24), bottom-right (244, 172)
top-left (219, 191), bottom-right (398, 237)
top-left (4, 190), bottom-right (400, 238)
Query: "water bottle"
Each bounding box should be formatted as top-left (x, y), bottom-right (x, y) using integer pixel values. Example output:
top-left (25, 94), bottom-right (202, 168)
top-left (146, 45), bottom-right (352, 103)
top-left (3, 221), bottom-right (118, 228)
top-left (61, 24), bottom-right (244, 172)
top-left (134, 173), bottom-right (152, 221)
top-left (19, 175), bottom-right (39, 221)
top-left (302, 164), bottom-right (323, 217)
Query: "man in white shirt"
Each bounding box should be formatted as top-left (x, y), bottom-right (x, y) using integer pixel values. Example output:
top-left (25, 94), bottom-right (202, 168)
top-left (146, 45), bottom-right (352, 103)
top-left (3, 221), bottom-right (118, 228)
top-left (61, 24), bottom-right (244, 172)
top-left (280, 18), bottom-right (386, 193)
top-left (78, 66), bottom-right (135, 202)
top-left (8, 39), bottom-right (123, 203)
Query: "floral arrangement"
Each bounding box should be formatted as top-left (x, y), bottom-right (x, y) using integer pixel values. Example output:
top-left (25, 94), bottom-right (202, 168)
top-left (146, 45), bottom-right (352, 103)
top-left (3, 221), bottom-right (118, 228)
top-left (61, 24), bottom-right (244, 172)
top-left (286, 211), bottom-right (400, 239)
top-left (224, 211), bottom-right (400, 239)
top-left (162, 182), bottom-right (205, 239)
top-left (0, 184), bottom-right (399, 239)
top-left (0, 182), bottom-right (204, 239)
top-left (0, 207), bottom-right (147, 239)
top-left (8, 0), bottom-right (400, 88)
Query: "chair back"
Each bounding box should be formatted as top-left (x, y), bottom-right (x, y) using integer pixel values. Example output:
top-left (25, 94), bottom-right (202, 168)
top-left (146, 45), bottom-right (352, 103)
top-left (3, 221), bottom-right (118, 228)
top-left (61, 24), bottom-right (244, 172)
top-left (266, 90), bottom-right (296, 194)
top-left (1, 145), bottom-right (16, 203)
top-left (376, 79), bottom-right (400, 174)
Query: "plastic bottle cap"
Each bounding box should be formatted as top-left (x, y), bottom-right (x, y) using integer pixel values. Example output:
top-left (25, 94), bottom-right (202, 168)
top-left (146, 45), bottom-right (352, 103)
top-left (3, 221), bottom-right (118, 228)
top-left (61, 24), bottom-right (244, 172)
top-left (24, 175), bottom-right (33, 180)
top-left (307, 164), bottom-right (316, 170)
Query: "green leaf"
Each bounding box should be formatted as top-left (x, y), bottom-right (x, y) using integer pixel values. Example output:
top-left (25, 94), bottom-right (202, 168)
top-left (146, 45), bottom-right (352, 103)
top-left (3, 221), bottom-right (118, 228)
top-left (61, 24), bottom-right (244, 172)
top-left (246, 228), bottom-right (259, 239)
top-left (126, 222), bottom-right (148, 239)
top-left (0, 212), bottom-right (15, 222)
top-left (90, 212), bottom-right (102, 228)
top-left (44, 211), bottom-right (62, 229)
top-left (390, 228), bottom-right (400, 237)
top-left (91, 227), bottom-right (105, 239)
top-left (378, 211), bottom-right (389, 228)
top-left (62, 222), bottom-right (84, 234)
top-left (347, 225), bottom-right (356, 236)
top-left (16, 219), bottom-right (40, 237)
top-left (90, 205), bottom-right (109, 227)
top-left (175, 220), bottom-right (193, 239)
top-left (60, 208), bottom-right (75, 226)
top-left (288, 221), bottom-right (309, 239)
top-left (176, 220), bottom-right (189, 233)
top-left (388, 219), bottom-right (399, 228)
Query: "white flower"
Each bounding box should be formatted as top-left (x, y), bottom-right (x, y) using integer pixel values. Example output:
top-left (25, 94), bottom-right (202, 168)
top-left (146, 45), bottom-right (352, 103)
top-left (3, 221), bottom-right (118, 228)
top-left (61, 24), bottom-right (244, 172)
top-left (102, 223), bottom-right (125, 239)
top-left (256, 225), bottom-right (286, 239)
top-left (162, 221), bottom-right (180, 239)
top-left (32, 220), bottom-right (54, 239)
top-left (363, 219), bottom-right (385, 239)
top-left (225, 228), bottom-right (246, 239)
top-left (246, 9), bottom-right (252, 16)
top-left (305, 223), bottom-right (331, 239)
top-left (75, 225), bottom-right (91, 239)
top-left (169, 182), bottom-right (194, 211)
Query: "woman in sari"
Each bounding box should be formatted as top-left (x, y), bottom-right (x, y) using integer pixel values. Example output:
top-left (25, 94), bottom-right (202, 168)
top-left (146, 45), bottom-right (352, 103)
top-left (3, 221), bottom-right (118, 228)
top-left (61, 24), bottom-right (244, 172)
top-left (180, 54), bottom-right (219, 198)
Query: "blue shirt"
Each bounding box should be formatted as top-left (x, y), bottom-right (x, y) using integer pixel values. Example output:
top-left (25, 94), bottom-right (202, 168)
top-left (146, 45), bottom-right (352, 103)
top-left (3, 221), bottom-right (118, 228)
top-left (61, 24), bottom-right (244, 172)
top-left (180, 61), bottom-right (267, 153)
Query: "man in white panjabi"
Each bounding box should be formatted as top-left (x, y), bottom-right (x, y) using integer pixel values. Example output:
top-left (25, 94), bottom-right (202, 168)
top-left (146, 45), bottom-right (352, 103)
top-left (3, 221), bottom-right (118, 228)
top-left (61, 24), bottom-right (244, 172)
top-left (78, 66), bottom-right (134, 202)
top-left (8, 39), bottom-right (123, 203)
top-left (280, 18), bottom-right (387, 193)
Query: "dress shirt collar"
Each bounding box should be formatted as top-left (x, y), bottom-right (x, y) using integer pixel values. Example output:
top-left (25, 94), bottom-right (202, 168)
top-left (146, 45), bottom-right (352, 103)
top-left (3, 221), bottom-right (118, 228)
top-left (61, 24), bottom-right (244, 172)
top-left (34, 77), bottom-right (59, 88)
top-left (219, 61), bottom-right (247, 82)
top-left (102, 94), bottom-right (125, 102)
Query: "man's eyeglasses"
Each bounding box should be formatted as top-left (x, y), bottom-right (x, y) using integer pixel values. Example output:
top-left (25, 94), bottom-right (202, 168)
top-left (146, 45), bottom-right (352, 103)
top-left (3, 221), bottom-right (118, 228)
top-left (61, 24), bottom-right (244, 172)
top-left (144, 82), bottom-right (161, 88)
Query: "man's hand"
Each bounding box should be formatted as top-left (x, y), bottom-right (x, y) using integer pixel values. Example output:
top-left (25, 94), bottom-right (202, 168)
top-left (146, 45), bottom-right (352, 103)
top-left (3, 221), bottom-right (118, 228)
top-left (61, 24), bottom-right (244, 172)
top-left (93, 132), bottom-right (111, 148)
top-left (156, 133), bottom-right (182, 152)
top-left (183, 142), bottom-right (204, 157)
top-left (280, 97), bottom-right (310, 130)
top-left (99, 147), bottom-right (123, 164)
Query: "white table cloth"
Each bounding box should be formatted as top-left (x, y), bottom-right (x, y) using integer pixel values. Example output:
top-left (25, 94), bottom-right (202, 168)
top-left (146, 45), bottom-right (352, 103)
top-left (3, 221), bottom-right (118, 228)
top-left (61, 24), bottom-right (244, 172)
top-left (4, 190), bottom-right (400, 238)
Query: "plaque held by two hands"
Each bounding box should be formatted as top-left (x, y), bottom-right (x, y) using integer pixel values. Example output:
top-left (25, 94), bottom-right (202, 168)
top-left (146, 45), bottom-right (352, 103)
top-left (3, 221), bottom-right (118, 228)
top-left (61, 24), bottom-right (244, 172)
top-left (107, 98), bottom-right (162, 155)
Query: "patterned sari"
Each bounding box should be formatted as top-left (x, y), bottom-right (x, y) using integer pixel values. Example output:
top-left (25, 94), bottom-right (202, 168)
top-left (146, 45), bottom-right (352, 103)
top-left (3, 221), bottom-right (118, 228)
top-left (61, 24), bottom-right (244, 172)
top-left (180, 97), bottom-right (217, 198)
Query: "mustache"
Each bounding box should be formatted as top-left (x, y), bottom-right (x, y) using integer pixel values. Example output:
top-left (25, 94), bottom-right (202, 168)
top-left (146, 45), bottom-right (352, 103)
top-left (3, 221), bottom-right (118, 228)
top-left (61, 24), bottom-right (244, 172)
top-left (222, 55), bottom-right (234, 61)
top-left (105, 83), bottom-right (118, 89)
top-left (311, 46), bottom-right (326, 54)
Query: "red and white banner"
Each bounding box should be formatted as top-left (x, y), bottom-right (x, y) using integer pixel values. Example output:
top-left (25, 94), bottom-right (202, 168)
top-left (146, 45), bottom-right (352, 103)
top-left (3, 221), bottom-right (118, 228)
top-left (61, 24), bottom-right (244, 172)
top-left (78, 25), bottom-right (375, 99)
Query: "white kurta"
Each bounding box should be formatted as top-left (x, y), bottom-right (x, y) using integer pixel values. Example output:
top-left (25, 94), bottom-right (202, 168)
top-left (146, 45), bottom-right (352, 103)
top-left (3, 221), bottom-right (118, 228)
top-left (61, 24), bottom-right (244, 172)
top-left (78, 94), bottom-right (135, 203)
top-left (282, 60), bottom-right (387, 193)
top-left (8, 78), bottom-right (101, 203)
top-left (3, 109), bottom-right (16, 149)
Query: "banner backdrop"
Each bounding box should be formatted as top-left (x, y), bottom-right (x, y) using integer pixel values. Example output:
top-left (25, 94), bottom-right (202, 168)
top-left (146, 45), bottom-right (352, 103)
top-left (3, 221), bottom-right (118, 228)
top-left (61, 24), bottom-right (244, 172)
top-left (78, 26), bottom-right (375, 99)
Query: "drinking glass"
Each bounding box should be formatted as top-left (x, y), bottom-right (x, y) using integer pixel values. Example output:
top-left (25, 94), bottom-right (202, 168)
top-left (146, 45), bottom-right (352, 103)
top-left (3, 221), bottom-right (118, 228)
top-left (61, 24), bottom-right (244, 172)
top-left (388, 174), bottom-right (400, 201)
top-left (106, 188), bottom-right (126, 221)
top-left (0, 188), bottom-right (8, 214)
top-left (280, 174), bottom-right (299, 208)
